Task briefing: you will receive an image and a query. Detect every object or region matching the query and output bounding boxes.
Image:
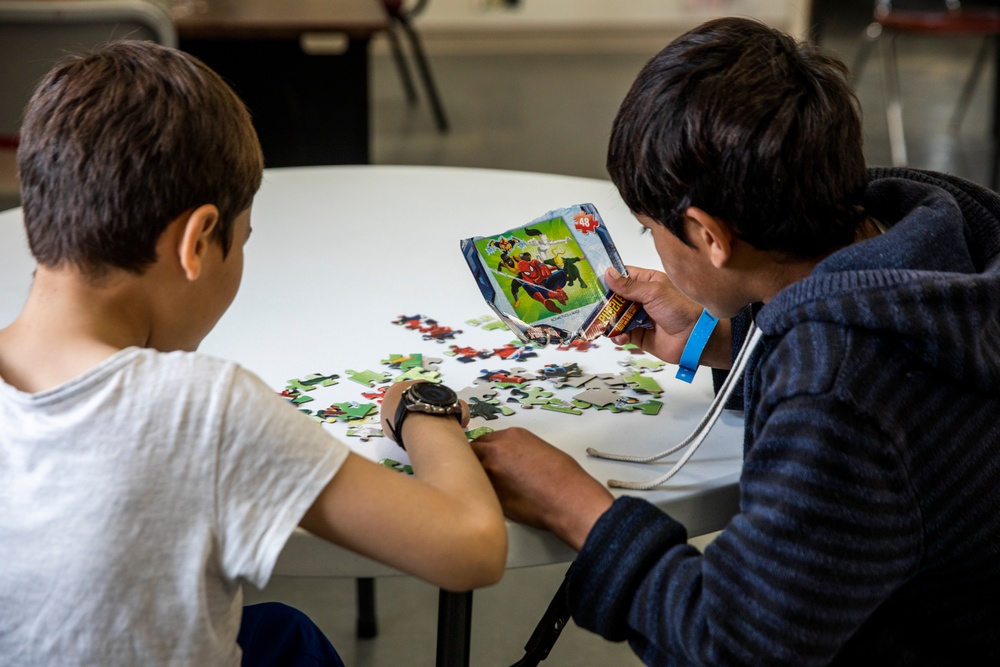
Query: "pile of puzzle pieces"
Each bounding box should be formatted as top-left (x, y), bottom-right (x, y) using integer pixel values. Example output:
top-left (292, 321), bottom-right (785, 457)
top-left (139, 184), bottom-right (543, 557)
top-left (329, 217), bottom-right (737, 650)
top-left (276, 314), bottom-right (674, 470)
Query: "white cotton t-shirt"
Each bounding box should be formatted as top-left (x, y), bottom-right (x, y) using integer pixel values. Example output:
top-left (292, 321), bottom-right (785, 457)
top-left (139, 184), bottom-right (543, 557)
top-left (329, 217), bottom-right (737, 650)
top-left (0, 348), bottom-right (349, 666)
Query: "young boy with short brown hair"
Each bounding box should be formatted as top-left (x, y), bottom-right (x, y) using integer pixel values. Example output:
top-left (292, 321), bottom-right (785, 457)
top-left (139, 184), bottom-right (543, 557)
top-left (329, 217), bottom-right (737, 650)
top-left (0, 40), bottom-right (506, 666)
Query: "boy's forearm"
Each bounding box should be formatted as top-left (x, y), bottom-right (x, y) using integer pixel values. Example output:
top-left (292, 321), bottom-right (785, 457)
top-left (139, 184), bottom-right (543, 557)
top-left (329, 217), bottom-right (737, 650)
top-left (401, 414), bottom-right (509, 584)
top-left (403, 414), bottom-right (500, 505)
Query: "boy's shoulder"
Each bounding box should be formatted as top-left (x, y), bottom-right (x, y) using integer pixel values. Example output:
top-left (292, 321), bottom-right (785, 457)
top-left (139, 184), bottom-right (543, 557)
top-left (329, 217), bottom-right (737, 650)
top-left (2, 346), bottom-right (263, 415)
top-left (104, 346), bottom-right (244, 391)
top-left (756, 320), bottom-right (847, 402)
top-left (120, 348), bottom-right (269, 406)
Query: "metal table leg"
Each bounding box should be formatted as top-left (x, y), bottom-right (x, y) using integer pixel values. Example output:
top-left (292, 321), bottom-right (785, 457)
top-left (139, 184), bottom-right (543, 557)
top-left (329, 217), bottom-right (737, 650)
top-left (436, 589), bottom-right (473, 667)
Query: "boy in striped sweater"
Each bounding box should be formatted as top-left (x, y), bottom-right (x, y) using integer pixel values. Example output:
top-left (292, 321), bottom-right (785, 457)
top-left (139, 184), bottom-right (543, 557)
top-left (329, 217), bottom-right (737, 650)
top-left (472, 17), bottom-right (1000, 666)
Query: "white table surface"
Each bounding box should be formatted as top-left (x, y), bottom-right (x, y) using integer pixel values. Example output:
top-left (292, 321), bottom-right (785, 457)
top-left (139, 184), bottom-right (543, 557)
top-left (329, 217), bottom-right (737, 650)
top-left (0, 165), bottom-right (743, 578)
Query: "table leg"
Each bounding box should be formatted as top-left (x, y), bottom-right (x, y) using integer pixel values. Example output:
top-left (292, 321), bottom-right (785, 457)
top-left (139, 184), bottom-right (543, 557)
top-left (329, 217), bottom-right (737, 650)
top-left (436, 589), bottom-right (473, 667)
top-left (356, 577), bottom-right (378, 639)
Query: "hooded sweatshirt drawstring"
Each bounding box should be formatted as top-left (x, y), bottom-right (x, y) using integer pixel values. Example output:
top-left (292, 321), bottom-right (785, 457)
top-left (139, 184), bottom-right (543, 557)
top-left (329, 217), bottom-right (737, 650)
top-left (587, 322), bottom-right (763, 490)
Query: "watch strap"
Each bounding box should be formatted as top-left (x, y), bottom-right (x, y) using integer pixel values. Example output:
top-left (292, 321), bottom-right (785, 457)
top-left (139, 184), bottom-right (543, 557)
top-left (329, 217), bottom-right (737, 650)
top-left (389, 385), bottom-right (463, 451)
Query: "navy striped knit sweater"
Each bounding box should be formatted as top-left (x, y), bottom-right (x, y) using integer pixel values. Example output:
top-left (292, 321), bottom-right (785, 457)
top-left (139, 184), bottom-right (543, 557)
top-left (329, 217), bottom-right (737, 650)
top-left (568, 168), bottom-right (1000, 666)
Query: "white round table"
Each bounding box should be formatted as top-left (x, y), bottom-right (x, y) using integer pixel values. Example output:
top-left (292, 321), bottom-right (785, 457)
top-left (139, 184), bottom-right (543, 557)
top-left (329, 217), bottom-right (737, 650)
top-left (0, 165), bottom-right (744, 666)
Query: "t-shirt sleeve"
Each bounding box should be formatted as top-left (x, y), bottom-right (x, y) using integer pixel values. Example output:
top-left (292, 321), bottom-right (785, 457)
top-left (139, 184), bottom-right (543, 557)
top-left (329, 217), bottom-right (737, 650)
top-left (212, 366), bottom-right (349, 588)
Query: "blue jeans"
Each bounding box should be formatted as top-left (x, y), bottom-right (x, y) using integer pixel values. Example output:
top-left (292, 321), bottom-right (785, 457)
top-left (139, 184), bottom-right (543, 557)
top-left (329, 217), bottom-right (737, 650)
top-left (238, 602), bottom-right (346, 667)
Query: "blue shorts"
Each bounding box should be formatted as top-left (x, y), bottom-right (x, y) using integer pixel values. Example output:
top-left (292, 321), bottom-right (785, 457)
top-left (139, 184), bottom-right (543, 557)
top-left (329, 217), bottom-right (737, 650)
top-left (238, 602), bottom-right (345, 667)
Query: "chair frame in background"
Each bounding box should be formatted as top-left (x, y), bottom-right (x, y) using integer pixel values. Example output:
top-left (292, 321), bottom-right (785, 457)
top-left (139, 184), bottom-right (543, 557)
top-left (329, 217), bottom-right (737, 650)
top-left (0, 0), bottom-right (176, 147)
top-left (851, 0), bottom-right (1000, 183)
top-left (382, 0), bottom-right (449, 133)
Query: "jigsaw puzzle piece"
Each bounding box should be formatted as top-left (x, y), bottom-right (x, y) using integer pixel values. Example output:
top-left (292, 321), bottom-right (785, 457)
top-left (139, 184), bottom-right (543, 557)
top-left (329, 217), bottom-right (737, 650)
top-left (468, 396), bottom-right (515, 420)
top-left (572, 387), bottom-right (622, 408)
top-left (622, 370), bottom-right (665, 395)
top-left (381, 353), bottom-right (425, 371)
top-left (539, 399), bottom-right (584, 415)
top-left (557, 339), bottom-right (598, 352)
top-left (621, 399), bottom-right (664, 416)
top-left (347, 424), bottom-right (384, 441)
top-left (279, 388), bottom-right (315, 406)
top-left (361, 386), bottom-right (388, 403)
top-left (457, 385), bottom-right (498, 404)
top-left (329, 401), bottom-right (378, 421)
top-left (392, 314), bottom-right (425, 329)
top-left (619, 357), bottom-right (668, 372)
top-left (507, 386), bottom-right (555, 408)
top-left (297, 372), bottom-right (340, 389)
top-left (464, 426), bottom-right (495, 440)
top-left (379, 458), bottom-right (414, 474)
top-left (345, 369), bottom-right (394, 387)
top-left (392, 367), bottom-right (442, 383)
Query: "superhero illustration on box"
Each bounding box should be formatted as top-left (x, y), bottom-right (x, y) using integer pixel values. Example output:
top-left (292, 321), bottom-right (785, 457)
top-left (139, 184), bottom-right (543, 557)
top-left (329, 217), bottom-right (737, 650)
top-left (461, 204), bottom-right (650, 345)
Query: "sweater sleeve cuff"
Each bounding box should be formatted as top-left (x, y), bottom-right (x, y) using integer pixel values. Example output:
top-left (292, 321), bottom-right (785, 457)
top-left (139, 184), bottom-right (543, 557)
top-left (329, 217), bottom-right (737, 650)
top-left (568, 496), bottom-right (687, 641)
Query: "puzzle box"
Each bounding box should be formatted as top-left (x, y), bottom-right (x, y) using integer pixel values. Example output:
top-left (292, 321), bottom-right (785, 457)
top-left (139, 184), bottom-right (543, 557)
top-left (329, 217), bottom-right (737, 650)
top-left (460, 203), bottom-right (650, 345)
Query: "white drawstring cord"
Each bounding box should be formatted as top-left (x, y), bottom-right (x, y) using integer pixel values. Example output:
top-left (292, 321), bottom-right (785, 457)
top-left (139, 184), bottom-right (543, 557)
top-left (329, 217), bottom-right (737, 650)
top-left (587, 323), bottom-right (762, 490)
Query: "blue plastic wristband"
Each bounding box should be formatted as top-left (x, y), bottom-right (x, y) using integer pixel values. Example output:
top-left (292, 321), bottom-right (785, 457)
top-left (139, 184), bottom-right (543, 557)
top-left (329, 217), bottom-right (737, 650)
top-left (676, 309), bottom-right (719, 383)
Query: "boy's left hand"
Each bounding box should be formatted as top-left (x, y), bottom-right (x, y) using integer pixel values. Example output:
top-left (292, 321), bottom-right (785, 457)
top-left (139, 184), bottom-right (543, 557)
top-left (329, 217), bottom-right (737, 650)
top-left (470, 427), bottom-right (614, 551)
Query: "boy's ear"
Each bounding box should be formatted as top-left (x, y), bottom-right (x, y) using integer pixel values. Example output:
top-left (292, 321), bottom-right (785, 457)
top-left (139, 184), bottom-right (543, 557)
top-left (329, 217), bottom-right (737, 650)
top-left (178, 204), bottom-right (221, 281)
top-left (684, 207), bottom-right (734, 269)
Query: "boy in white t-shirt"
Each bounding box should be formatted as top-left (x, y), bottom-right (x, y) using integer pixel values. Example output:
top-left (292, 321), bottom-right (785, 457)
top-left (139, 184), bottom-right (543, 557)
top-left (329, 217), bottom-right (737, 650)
top-left (0, 40), bottom-right (506, 666)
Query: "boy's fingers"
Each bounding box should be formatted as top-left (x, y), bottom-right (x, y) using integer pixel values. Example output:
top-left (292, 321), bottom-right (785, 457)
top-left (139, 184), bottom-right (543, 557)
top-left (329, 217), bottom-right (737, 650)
top-left (606, 266), bottom-right (660, 303)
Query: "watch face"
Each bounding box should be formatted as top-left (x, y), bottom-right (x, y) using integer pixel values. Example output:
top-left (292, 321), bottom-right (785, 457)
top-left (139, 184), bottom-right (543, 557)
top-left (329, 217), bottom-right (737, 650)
top-left (410, 382), bottom-right (458, 406)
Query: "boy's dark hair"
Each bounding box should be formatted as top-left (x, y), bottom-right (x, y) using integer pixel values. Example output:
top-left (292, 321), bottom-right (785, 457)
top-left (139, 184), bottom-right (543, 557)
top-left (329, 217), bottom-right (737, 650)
top-left (607, 17), bottom-right (868, 258)
top-left (17, 40), bottom-right (263, 277)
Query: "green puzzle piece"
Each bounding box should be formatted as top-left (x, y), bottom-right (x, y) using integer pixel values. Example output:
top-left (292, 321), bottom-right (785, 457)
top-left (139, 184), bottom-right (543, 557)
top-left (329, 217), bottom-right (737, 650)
top-left (621, 371), bottom-right (664, 395)
top-left (289, 373), bottom-right (340, 390)
top-left (465, 426), bottom-right (494, 440)
top-left (540, 401), bottom-right (583, 415)
top-left (345, 369), bottom-right (393, 387)
top-left (330, 402), bottom-right (378, 421)
top-left (623, 400), bottom-right (664, 416)
top-left (379, 458), bottom-right (413, 475)
top-left (508, 386), bottom-right (555, 407)
top-left (392, 367), bottom-right (442, 383)
top-left (381, 353), bottom-right (424, 371)
top-left (630, 358), bottom-right (668, 372)
top-left (468, 397), bottom-right (515, 420)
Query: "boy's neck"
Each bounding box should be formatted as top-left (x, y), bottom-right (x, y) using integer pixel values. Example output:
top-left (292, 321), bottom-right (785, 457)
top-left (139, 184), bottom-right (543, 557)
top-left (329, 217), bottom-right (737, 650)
top-left (754, 218), bottom-right (886, 305)
top-left (0, 266), bottom-right (157, 393)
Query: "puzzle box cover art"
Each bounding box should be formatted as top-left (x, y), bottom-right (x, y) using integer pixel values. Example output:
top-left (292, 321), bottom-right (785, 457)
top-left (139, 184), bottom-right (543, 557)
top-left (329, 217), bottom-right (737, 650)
top-left (460, 203), bottom-right (650, 345)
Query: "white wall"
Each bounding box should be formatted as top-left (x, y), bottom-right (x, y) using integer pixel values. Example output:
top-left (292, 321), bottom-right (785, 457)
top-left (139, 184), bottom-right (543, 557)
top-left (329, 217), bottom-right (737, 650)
top-left (409, 0), bottom-right (811, 53)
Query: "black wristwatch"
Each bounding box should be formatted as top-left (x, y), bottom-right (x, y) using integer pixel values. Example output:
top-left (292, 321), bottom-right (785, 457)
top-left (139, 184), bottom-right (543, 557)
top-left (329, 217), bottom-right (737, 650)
top-left (388, 382), bottom-right (464, 450)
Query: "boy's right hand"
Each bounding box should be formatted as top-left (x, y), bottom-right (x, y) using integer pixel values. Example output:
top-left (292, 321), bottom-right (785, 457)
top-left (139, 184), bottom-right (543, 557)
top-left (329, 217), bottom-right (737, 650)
top-left (605, 266), bottom-right (705, 364)
top-left (606, 266), bottom-right (733, 370)
top-left (470, 427), bottom-right (613, 552)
